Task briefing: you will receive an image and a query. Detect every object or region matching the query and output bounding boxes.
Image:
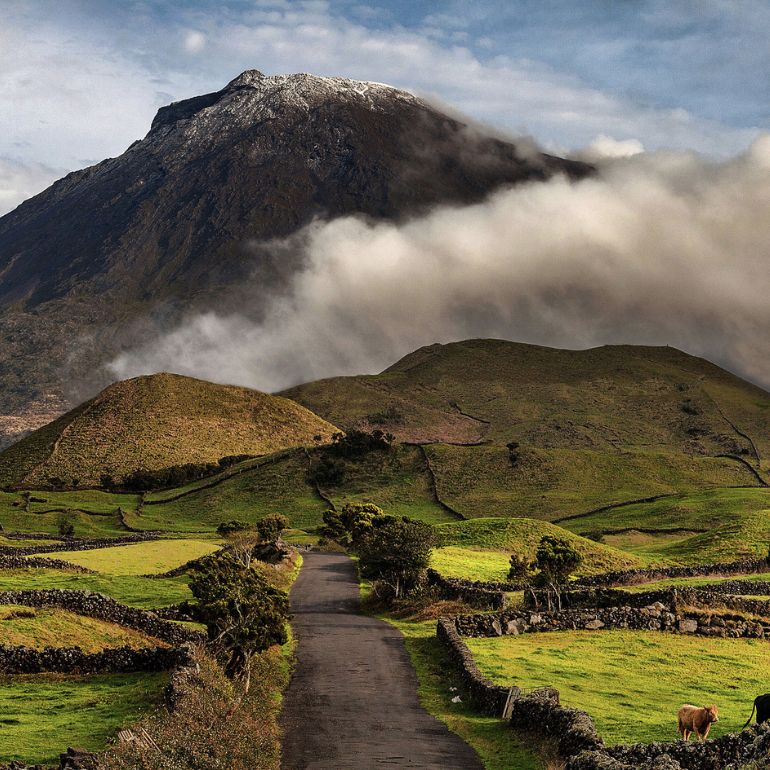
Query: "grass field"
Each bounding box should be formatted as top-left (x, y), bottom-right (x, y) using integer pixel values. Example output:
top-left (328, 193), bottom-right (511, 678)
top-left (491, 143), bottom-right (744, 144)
top-left (560, 488), bottom-right (770, 565)
top-left (0, 569), bottom-right (191, 608)
top-left (466, 630), bottom-right (768, 745)
top-left (431, 518), bottom-right (640, 581)
top-left (0, 605), bottom-right (165, 650)
top-left (42, 539), bottom-right (220, 575)
top-left (0, 672), bottom-right (168, 764)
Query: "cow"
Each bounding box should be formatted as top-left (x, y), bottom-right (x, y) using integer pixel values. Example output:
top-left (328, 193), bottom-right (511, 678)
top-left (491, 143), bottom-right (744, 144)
top-left (743, 694), bottom-right (770, 728)
top-left (678, 704), bottom-right (719, 742)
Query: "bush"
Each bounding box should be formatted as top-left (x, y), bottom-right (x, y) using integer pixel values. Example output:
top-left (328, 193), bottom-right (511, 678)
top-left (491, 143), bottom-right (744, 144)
top-left (320, 503), bottom-right (386, 546)
top-left (256, 514), bottom-right (289, 542)
top-left (217, 520), bottom-right (251, 536)
top-left (190, 553), bottom-right (289, 679)
top-left (57, 515), bottom-right (75, 537)
top-left (308, 455), bottom-right (346, 487)
top-left (120, 455), bottom-right (256, 491)
top-left (327, 429), bottom-right (394, 459)
top-left (357, 517), bottom-right (437, 600)
top-left (507, 553), bottom-right (532, 581)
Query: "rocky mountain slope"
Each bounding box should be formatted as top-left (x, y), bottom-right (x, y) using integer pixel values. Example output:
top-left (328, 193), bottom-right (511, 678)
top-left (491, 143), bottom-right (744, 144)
top-left (0, 372), bottom-right (337, 488)
top-left (0, 70), bottom-right (590, 443)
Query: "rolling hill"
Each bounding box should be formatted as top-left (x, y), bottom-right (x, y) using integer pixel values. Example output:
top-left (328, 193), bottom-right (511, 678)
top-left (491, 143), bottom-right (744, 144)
top-left (284, 339), bottom-right (770, 518)
top-left (0, 373), bottom-right (337, 488)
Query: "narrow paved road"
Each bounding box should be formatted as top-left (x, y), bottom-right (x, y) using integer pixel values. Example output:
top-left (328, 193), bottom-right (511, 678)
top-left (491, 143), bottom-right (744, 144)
top-left (280, 551), bottom-right (483, 769)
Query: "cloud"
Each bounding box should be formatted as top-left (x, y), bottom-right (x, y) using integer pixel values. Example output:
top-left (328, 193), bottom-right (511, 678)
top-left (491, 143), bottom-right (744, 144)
top-left (0, 0), bottom-right (761, 186)
top-left (109, 134), bottom-right (770, 393)
top-left (579, 135), bottom-right (645, 162)
top-left (183, 30), bottom-right (207, 54)
top-left (0, 157), bottom-right (65, 216)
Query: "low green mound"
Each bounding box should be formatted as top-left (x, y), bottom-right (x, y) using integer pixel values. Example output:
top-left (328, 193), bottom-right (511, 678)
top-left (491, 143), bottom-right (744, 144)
top-left (467, 630), bottom-right (767, 745)
top-left (0, 672), bottom-right (168, 765)
top-left (0, 373), bottom-right (338, 488)
top-left (0, 605), bottom-right (165, 651)
top-left (434, 518), bottom-right (640, 580)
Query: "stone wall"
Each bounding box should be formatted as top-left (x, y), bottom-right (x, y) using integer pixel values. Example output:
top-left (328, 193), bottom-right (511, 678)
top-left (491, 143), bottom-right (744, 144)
top-left (0, 533), bottom-right (162, 556)
top-left (0, 590), bottom-right (205, 645)
top-left (526, 586), bottom-right (770, 618)
top-left (427, 570), bottom-right (507, 609)
top-left (572, 556), bottom-right (770, 588)
top-left (0, 554), bottom-right (95, 573)
top-left (0, 644), bottom-right (191, 675)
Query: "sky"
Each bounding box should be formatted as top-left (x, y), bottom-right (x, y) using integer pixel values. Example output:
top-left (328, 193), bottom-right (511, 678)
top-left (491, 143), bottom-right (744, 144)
top-left (2, 0), bottom-right (769, 216)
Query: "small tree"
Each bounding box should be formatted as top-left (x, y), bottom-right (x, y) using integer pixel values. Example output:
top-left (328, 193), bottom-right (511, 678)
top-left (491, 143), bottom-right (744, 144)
top-left (320, 503), bottom-right (385, 546)
top-left (189, 553), bottom-right (289, 685)
top-left (255, 514), bottom-right (289, 542)
top-left (532, 535), bottom-right (582, 610)
top-left (357, 517), bottom-right (437, 600)
top-left (57, 515), bottom-right (75, 537)
top-left (507, 553), bottom-right (533, 581)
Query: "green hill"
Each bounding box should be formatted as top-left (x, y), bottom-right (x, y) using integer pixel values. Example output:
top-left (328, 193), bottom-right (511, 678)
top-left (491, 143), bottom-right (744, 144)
top-left (283, 340), bottom-right (770, 519)
top-left (0, 373), bottom-right (338, 488)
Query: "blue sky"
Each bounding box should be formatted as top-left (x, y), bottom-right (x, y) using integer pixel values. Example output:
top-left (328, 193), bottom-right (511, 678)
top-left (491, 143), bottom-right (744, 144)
top-left (1, 0), bottom-right (768, 214)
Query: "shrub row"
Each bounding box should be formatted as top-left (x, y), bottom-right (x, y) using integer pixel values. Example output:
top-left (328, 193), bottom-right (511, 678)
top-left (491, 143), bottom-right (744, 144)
top-left (0, 590), bottom-right (205, 646)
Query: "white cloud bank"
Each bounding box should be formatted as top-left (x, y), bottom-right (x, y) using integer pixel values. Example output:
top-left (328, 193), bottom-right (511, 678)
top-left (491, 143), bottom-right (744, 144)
top-left (109, 135), bottom-right (770, 392)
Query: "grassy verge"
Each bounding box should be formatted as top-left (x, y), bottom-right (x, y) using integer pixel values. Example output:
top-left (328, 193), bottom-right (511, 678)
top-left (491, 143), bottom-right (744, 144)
top-left (0, 672), bottom-right (168, 765)
top-left (388, 616), bottom-right (544, 770)
top-left (466, 630), bottom-right (768, 745)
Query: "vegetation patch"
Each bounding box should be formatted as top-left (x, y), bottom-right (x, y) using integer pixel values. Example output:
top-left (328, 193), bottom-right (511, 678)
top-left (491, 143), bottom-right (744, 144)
top-left (0, 605), bottom-right (166, 651)
top-left (41, 539), bottom-right (220, 575)
top-left (0, 569), bottom-right (192, 608)
top-left (466, 630), bottom-right (769, 745)
top-left (0, 671), bottom-right (168, 765)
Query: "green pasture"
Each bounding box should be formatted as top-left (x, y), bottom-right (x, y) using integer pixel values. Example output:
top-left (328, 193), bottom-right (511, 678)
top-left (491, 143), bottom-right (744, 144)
top-left (0, 605), bottom-right (163, 650)
top-left (467, 630), bottom-right (769, 745)
top-left (41, 538), bottom-right (220, 575)
top-left (0, 672), bottom-right (168, 765)
top-left (0, 569), bottom-right (191, 608)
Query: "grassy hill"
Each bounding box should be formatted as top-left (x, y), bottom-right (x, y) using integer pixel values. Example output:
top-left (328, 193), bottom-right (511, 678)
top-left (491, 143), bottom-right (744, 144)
top-left (283, 339), bottom-right (770, 518)
top-left (284, 339), bottom-right (770, 457)
top-left (0, 373), bottom-right (338, 488)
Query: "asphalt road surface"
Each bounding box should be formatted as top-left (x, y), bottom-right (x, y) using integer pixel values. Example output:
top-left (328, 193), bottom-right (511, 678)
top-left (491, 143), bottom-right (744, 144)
top-left (280, 551), bottom-right (484, 769)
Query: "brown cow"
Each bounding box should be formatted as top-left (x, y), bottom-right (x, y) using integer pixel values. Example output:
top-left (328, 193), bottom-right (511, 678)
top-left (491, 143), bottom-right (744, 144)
top-left (678, 704), bottom-right (719, 742)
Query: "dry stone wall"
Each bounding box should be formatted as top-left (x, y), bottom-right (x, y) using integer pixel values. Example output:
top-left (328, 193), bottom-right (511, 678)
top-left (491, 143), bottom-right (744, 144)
top-left (0, 590), bottom-right (205, 645)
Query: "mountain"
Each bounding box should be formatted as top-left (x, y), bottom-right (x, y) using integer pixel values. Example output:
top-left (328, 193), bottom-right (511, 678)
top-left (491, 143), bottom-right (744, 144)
top-left (0, 70), bottom-right (591, 444)
top-left (0, 372), bottom-right (337, 489)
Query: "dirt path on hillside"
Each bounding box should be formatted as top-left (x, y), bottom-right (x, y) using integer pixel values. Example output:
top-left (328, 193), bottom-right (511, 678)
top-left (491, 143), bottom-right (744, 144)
top-left (280, 552), bottom-right (483, 769)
